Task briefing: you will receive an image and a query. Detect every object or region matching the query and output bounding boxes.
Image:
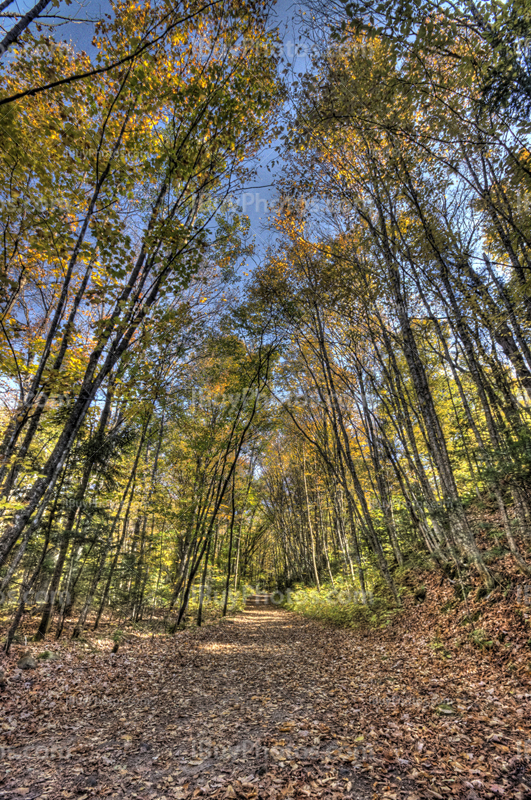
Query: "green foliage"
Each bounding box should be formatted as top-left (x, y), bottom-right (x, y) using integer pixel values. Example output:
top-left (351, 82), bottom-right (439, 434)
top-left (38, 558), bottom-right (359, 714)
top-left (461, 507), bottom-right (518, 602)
top-left (454, 583), bottom-right (473, 601)
top-left (429, 636), bottom-right (452, 659)
top-left (469, 628), bottom-right (495, 650)
top-left (461, 611), bottom-right (482, 625)
top-left (284, 582), bottom-right (400, 629)
top-left (112, 629), bottom-right (124, 645)
top-left (414, 585), bottom-right (427, 602)
top-left (440, 599), bottom-right (459, 614)
top-left (112, 629), bottom-right (123, 653)
top-left (479, 428), bottom-right (531, 492)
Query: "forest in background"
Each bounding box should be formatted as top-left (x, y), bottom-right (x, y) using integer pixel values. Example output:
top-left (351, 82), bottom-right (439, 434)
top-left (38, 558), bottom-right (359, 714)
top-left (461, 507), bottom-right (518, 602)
top-left (2, 0), bottom-right (531, 648)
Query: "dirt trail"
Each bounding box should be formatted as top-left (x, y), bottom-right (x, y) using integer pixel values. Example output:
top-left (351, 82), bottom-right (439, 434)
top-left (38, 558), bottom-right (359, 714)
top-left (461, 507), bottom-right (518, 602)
top-left (1, 607), bottom-right (530, 799)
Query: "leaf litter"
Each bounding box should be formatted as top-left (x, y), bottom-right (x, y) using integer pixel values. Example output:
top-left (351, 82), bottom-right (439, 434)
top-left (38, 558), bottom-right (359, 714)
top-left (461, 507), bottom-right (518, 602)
top-left (0, 599), bottom-right (530, 800)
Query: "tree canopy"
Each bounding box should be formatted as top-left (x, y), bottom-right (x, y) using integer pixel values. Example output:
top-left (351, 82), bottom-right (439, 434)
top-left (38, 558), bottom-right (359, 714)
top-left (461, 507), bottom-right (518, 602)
top-left (2, 0), bottom-right (531, 646)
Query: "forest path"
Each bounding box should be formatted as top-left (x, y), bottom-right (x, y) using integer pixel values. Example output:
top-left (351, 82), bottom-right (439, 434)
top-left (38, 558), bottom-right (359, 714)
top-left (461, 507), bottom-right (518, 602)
top-left (1, 607), bottom-right (530, 799)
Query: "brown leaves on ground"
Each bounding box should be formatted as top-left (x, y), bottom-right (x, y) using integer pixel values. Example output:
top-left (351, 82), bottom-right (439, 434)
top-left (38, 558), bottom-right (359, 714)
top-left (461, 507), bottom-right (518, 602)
top-left (0, 600), bottom-right (530, 800)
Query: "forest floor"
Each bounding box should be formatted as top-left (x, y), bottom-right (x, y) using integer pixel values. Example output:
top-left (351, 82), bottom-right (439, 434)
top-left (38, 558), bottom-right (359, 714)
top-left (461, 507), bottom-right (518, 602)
top-left (1, 602), bottom-right (531, 800)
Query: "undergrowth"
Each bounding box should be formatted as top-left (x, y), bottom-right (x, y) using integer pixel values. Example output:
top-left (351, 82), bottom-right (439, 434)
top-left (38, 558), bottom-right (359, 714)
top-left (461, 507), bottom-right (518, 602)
top-left (284, 553), bottom-right (436, 629)
top-left (284, 581), bottom-right (401, 629)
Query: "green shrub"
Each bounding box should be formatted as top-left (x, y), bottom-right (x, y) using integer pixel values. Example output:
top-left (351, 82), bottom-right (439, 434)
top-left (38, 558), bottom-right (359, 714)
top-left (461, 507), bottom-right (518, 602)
top-left (284, 581), bottom-right (399, 630)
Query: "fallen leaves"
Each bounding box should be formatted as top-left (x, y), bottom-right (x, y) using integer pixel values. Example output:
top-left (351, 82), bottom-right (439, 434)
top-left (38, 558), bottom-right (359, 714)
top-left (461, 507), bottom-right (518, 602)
top-left (0, 604), bottom-right (530, 799)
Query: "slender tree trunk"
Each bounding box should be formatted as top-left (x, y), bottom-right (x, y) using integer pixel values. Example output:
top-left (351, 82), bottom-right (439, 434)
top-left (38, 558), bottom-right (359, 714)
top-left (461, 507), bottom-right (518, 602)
top-left (197, 535), bottom-right (212, 627)
top-left (0, 0), bottom-right (51, 57)
top-left (302, 446), bottom-right (320, 591)
top-left (222, 474), bottom-right (237, 616)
